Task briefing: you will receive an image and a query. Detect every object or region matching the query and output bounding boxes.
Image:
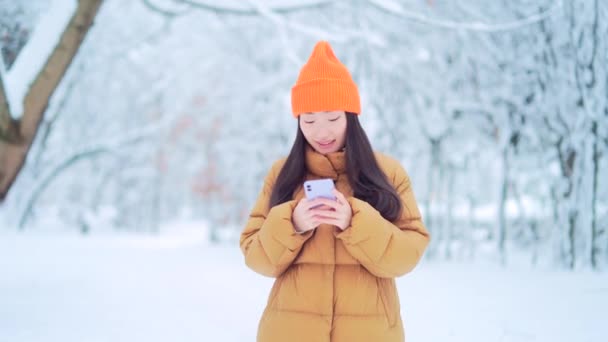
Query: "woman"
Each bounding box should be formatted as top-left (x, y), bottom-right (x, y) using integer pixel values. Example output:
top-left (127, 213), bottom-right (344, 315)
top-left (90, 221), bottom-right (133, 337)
top-left (240, 41), bottom-right (430, 342)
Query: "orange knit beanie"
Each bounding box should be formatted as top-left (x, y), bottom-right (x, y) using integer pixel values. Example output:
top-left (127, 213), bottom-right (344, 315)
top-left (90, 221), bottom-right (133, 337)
top-left (291, 41), bottom-right (361, 117)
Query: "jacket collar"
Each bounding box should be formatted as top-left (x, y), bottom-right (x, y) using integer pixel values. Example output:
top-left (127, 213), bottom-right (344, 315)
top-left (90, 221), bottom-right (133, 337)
top-left (305, 143), bottom-right (346, 180)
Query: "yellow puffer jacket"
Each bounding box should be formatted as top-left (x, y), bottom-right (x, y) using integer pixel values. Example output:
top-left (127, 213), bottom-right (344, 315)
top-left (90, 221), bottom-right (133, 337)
top-left (240, 145), bottom-right (430, 342)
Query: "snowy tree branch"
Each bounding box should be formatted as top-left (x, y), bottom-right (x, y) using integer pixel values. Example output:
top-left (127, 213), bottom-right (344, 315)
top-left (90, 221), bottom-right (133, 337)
top-left (245, 0), bottom-right (301, 65)
top-left (141, 0), bottom-right (189, 18)
top-left (17, 115), bottom-right (175, 229)
top-left (367, 0), bottom-right (563, 32)
top-left (0, 0), bottom-right (103, 202)
top-left (175, 0), bottom-right (334, 15)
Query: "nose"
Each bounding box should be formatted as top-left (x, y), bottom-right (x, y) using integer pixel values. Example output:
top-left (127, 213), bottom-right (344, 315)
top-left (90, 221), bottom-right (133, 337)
top-left (315, 126), bottom-right (331, 140)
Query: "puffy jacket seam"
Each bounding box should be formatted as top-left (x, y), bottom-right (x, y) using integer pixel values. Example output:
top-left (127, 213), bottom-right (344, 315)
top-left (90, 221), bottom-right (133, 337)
top-left (267, 308), bottom-right (386, 318)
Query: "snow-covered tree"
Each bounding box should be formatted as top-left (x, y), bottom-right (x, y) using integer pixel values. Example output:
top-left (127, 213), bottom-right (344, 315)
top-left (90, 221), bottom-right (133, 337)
top-left (1, 0), bottom-right (606, 270)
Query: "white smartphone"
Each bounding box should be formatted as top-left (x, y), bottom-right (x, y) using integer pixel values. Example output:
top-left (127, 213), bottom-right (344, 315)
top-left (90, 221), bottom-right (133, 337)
top-left (304, 179), bottom-right (337, 201)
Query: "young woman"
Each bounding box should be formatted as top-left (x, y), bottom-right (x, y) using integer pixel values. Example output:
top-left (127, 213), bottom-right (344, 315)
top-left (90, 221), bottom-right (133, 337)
top-left (240, 41), bottom-right (430, 342)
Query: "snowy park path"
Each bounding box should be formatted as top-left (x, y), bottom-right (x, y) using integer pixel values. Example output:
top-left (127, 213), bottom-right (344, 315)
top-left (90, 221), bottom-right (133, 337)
top-left (1, 233), bottom-right (606, 342)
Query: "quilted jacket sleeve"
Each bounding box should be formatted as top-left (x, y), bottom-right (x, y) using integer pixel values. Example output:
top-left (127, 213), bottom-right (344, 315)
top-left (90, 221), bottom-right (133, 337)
top-left (239, 159), bottom-right (314, 278)
top-left (335, 158), bottom-right (430, 278)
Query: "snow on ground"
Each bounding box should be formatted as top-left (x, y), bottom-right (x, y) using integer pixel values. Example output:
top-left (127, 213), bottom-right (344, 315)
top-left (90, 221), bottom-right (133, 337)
top-left (0, 231), bottom-right (606, 342)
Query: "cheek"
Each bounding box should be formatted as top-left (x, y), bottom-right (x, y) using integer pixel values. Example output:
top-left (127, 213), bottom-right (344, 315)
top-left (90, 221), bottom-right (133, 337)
top-left (300, 124), bottom-right (314, 141)
top-left (335, 122), bottom-right (347, 141)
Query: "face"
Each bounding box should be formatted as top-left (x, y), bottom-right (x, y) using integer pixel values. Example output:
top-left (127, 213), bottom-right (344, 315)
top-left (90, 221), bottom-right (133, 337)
top-left (299, 111), bottom-right (347, 154)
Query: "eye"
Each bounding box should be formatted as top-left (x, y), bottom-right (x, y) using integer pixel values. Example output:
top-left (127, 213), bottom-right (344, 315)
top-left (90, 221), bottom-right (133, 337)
top-left (329, 117), bottom-right (340, 122)
top-left (303, 120), bottom-right (315, 124)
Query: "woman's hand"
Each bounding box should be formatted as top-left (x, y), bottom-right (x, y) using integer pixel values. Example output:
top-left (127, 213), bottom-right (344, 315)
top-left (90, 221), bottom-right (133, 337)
top-left (306, 189), bottom-right (353, 231)
top-left (293, 189), bottom-right (353, 233)
top-left (292, 197), bottom-right (324, 234)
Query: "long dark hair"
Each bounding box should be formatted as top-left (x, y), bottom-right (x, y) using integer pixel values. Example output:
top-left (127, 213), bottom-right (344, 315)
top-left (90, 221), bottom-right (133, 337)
top-left (269, 112), bottom-right (402, 222)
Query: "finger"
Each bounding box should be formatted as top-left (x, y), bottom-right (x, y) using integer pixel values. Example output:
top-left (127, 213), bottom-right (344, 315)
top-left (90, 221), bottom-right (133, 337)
top-left (310, 210), bottom-right (339, 220)
top-left (311, 215), bottom-right (338, 222)
top-left (307, 210), bottom-right (326, 219)
top-left (308, 198), bottom-right (339, 210)
top-left (310, 208), bottom-right (339, 216)
top-left (297, 197), bottom-right (310, 209)
top-left (332, 189), bottom-right (348, 205)
top-left (319, 217), bottom-right (340, 224)
top-left (309, 204), bottom-right (333, 211)
top-left (306, 202), bottom-right (321, 210)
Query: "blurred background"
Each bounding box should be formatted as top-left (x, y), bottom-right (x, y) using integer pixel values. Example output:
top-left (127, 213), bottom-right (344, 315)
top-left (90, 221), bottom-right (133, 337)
top-left (1, 1), bottom-right (607, 341)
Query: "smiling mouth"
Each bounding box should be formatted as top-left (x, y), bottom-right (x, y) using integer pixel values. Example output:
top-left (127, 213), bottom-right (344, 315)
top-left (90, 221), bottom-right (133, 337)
top-left (317, 140), bottom-right (335, 148)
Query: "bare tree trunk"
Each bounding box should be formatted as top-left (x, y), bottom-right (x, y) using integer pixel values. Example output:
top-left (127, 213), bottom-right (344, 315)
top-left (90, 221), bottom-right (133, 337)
top-left (0, 77), bottom-right (22, 143)
top-left (425, 137), bottom-right (441, 259)
top-left (558, 143), bottom-right (577, 269)
top-left (0, 0), bottom-right (104, 202)
top-left (590, 120), bottom-right (599, 268)
top-left (497, 146), bottom-right (508, 266)
top-left (567, 0), bottom-right (604, 269)
top-left (566, 208), bottom-right (577, 269)
top-left (151, 167), bottom-right (161, 234)
top-left (445, 165), bottom-right (454, 260)
top-left (466, 194), bottom-right (477, 261)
